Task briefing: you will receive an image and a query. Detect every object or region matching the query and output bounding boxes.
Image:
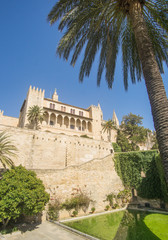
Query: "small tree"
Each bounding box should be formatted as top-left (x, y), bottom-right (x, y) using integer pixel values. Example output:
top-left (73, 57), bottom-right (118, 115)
top-left (118, 113), bottom-right (150, 151)
top-left (0, 131), bottom-right (17, 169)
top-left (116, 130), bottom-right (132, 152)
top-left (0, 165), bottom-right (49, 227)
top-left (27, 105), bottom-right (44, 130)
top-left (47, 199), bottom-right (61, 221)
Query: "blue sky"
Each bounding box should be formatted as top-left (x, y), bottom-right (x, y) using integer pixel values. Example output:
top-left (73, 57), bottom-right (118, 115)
top-left (0, 0), bottom-right (168, 130)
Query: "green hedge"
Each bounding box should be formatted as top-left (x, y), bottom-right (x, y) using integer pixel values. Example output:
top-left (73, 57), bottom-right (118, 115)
top-left (114, 150), bottom-right (168, 201)
top-left (112, 143), bottom-right (122, 152)
top-left (155, 155), bottom-right (168, 202)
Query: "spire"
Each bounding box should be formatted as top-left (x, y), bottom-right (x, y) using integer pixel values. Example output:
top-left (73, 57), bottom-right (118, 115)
top-left (112, 110), bottom-right (119, 128)
top-left (0, 110), bottom-right (4, 116)
top-left (98, 103), bottom-right (101, 109)
top-left (52, 88), bottom-right (58, 101)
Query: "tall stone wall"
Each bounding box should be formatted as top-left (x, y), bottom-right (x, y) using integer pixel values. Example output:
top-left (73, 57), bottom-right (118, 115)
top-left (35, 154), bottom-right (123, 218)
top-left (0, 124), bottom-right (123, 218)
top-left (0, 115), bottom-right (18, 127)
top-left (0, 125), bottom-right (112, 169)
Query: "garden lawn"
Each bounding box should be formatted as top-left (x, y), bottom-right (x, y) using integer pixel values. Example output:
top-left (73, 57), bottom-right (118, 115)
top-left (144, 213), bottom-right (168, 240)
top-left (64, 211), bottom-right (124, 240)
top-left (63, 210), bottom-right (168, 240)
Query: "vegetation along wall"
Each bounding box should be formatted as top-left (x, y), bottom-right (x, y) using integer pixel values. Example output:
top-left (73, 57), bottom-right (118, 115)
top-left (35, 154), bottom-right (124, 218)
top-left (0, 125), bottom-right (124, 217)
top-left (114, 151), bottom-right (168, 202)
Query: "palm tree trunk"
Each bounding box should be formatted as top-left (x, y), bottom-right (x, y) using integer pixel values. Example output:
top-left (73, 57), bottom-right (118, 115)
top-left (129, 1), bottom-right (168, 184)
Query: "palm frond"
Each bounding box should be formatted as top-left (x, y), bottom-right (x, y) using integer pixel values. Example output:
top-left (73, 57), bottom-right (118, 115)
top-left (0, 131), bottom-right (17, 169)
top-left (48, 0), bottom-right (168, 89)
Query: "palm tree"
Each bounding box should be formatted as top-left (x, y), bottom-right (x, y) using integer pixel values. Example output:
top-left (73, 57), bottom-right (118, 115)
top-left (27, 105), bottom-right (44, 130)
top-left (48, 1), bottom-right (168, 184)
top-left (0, 131), bottom-right (17, 169)
top-left (102, 120), bottom-right (116, 142)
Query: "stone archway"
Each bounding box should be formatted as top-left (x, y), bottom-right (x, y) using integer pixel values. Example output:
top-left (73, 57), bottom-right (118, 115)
top-left (70, 118), bottom-right (75, 130)
top-left (64, 116), bottom-right (69, 128)
top-left (76, 119), bottom-right (81, 131)
top-left (50, 113), bottom-right (56, 126)
top-left (57, 115), bottom-right (63, 127)
top-left (43, 111), bottom-right (49, 125)
top-left (82, 120), bottom-right (86, 131)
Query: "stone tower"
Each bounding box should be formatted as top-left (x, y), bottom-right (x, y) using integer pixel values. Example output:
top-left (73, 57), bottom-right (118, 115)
top-left (18, 86), bottom-right (45, 128)
top-left (112, 110), bottom-right (119, 128)
top-left (88, 103), bottom-right (103, 140)
top-left (52, 89), bottom-right (58, 101)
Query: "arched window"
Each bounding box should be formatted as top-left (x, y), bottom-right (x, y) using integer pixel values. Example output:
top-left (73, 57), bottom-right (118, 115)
top-left (70, 118), bottom-right (75, 129)
top-left (43, 112), bottom-right (49, 125)
top-left (57, 115), bottom-right (63, 127)
top-left (64, 116), bottom-right (69, 128)
top-left (82, 120), bottom-right (86, 131)
top-left (76, 119), bottom-right (81, 131)
top-left (50, 113), bottom-right (56, 126)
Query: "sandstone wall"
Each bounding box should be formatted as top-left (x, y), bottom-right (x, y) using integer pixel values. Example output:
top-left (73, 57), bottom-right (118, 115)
top-left (0, 115), bottom-right (18, 127)
top-left (0, 124), bottom-right (123, 219)
top-left (35, 154), bottom-right (123, 218)
top-left (0, 125), bottom-right (112, 169)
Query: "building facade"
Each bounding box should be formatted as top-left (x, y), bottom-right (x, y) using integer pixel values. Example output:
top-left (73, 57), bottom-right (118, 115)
top-left (15, 86), bottom-right (118, 142)
top-left (0, 86), bottom-right (154, 217)
top-left (0, 87), bottom-right (123, 217)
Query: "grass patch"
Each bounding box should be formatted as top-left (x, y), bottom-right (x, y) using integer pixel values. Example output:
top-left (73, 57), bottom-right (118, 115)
top-left (64, 211), bottom-right (124, 240)
top-left (144, 213), bottom-right (168, 240)
top-left (63, 210), bottom-right (168, 240)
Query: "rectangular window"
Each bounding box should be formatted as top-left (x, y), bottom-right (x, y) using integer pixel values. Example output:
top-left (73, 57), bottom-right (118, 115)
top-left (61, 106), bottom-right (66, 112)
top-left (79, 111), bottom-right (83, 116)
top-left (50, 103), bottom-right (55, 109)
top-left (70, 109), bottom-right (75, 114)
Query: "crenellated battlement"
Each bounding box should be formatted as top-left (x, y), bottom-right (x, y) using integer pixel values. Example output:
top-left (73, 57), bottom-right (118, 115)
top-left (89, 104), bottom-right (101, 110)
top-left (28, 85), bottom-right (45, 97)
top-left (0, 110), bottom-right (4, 116)
top-left (4, 85), bottom-right (118, 142)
